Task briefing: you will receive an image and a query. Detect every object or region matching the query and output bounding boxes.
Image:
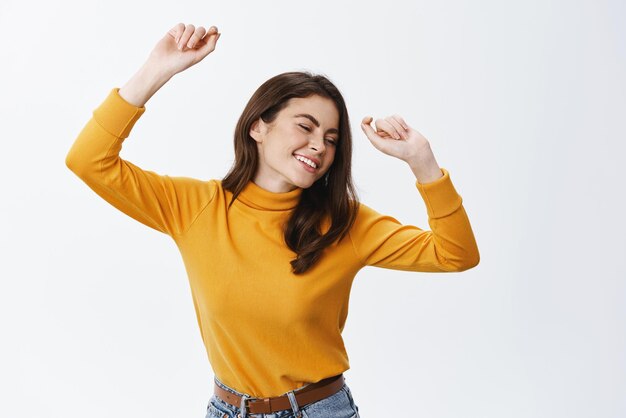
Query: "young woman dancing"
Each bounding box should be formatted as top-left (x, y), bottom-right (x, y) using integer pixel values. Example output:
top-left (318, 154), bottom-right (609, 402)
top-left (66, 22), bottom-right (480, 418)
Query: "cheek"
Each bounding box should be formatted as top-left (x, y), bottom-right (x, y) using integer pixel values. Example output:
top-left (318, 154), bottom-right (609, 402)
top-left (328, 148), bottom-right (337, 162)
top-left (284, 134), bottom-right (307, 153)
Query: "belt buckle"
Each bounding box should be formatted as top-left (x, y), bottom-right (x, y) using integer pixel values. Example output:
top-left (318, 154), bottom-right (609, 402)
top-left (234, 396), bottom-right (259, 417)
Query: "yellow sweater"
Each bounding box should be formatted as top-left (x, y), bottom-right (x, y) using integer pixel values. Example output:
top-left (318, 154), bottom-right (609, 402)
top-left (65, 87), bottom-right (480, 398)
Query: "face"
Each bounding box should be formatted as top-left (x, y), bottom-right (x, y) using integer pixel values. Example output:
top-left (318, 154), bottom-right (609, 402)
top-left (249, 94), bottom-right (340, 193)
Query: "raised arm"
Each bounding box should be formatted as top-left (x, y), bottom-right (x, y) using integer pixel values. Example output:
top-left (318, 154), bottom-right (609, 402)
top-left (349, 168), bottom-right (480, 272)
top-left (65, 23), bottom-right (222, 237)
top-left (351, 114), bottom-right (480, 272)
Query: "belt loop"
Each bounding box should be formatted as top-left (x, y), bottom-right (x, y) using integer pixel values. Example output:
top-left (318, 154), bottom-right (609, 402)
top-left (238, 393), bottom-right (250, 418)
top-left (286, 390), bottom-right (302, 418)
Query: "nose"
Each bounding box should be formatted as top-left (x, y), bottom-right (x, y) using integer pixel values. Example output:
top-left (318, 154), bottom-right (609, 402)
top-left (309, 135), bottom-right (326, 154)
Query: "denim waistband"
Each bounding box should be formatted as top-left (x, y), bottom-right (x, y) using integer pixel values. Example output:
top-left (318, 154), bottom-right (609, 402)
top-left (211, 374), bottom-right (345, 418)
top-left (214, 375), bottom-right (324, 399)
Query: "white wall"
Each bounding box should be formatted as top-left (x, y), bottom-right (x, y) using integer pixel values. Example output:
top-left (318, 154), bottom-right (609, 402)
top-left (1, 0), bottom-right (624, 417)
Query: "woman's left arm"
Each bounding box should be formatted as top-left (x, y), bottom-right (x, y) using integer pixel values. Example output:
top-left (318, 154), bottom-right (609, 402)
top-left (355, 115), bottom-right (480, 272)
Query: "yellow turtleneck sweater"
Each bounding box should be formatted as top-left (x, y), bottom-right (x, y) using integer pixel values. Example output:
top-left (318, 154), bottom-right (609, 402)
top-left (65, 87), bottom-right (480, 398)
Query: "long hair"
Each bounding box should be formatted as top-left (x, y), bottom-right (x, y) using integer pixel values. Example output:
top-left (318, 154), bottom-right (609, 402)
top-left (221, 71), bottom-right (360, 275)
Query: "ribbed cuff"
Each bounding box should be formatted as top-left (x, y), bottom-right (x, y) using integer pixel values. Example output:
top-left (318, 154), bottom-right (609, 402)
top-left (92, 87), bottom-right (146, 139)
top-left (415, 167), bottom-right (463, 218)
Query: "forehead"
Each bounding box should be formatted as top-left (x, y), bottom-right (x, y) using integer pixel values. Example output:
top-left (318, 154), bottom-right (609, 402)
top-left (283, 96), bottom-right (339, 125)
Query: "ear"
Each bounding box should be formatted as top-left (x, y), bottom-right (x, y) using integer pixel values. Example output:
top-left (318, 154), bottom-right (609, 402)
top-left (249, 118), bottom-right (265, 143)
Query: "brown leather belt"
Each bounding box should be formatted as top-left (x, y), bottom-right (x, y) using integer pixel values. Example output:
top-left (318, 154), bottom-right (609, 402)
top-left (214, 373), bottom-right (345, 415)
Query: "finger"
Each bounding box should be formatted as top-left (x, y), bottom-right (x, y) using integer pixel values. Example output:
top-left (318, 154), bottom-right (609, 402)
top-left (196, 26), bottom-right (219, 47)
top-left (361, 116), bottom-right (390, 138)
top-left (375, 118), bottom-right (402, 140)
top-left (169, 22), bottom-right (186, 43)
top-left (187, 26), bottom-right (207, 48)
top-left (392, 114), bottom-right (410, 131)
top-left (385, 116), bottom-right (407, 140)
top-left (197, 31), bottom-right (221, 57)
top-left (361, 117), bottom-right (391, 152)
top-left (360, 116), bottom-right (392, 139)
top-left (178, 24), bottom-right (196, 50)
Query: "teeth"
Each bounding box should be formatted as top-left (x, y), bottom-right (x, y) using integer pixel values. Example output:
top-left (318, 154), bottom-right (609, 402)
top-left (294, 155), bottom-right (317, 168)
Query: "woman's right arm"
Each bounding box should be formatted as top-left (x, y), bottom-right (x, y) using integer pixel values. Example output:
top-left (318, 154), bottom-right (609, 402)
top-left (118, 22), bottom-right (221, 107)
top-left (65, 23), bottom-right (222, 237)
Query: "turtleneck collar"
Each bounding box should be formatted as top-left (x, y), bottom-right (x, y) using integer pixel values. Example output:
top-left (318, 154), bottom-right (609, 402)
top-left (236, 180), bottom-right (303, 211)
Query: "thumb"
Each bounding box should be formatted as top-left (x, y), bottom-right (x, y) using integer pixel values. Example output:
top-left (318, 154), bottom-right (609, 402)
top-left (361, 116), bottom-right (388, 152)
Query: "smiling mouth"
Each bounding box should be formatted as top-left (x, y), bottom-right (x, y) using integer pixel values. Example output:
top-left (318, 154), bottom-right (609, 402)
top-left (293, 155), bottom-right (318, 173)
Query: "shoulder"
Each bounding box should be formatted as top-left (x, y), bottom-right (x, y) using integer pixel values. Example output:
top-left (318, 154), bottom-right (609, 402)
top-left (352, 200), bottom-right (383, 223)
top-left (206, 178), bottom-right (222, 201)
top-left (348, 200), bottom-right (403, 237)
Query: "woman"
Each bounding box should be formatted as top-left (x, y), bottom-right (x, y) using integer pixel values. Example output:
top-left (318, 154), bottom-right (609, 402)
top-left (65, 23), bottom-right (480, 418)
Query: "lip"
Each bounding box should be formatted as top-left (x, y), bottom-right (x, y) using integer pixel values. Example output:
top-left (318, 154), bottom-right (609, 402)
top-left (293, 153), bottom-right (321, 167)
top-left (293, 155), bottom-right (318, 173)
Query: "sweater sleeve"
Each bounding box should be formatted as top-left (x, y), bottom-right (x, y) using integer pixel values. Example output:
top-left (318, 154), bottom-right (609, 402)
top-left (348, 168), bottom-right (480, 272)
top-left (65, 87), bottom-right (216, 237)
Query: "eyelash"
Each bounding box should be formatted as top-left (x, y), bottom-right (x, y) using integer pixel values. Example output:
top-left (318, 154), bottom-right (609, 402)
top-left (298, 124), bottom-right (337, 145)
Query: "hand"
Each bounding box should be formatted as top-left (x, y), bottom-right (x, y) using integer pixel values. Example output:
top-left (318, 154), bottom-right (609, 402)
top-left (146, 23), bottom-right (222, 79)
top-left (360, 115), bottom-right (431, 163)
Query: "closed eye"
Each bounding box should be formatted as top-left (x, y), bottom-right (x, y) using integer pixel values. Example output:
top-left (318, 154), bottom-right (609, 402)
top-left (298, 124), bottom-right (337, 145)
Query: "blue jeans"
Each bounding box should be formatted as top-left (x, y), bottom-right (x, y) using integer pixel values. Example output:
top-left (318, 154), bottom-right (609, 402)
top-left (206, 375), bottom-right (361, 418)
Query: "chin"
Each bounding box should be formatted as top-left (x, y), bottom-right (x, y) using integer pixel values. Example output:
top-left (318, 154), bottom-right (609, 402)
top-left (293, 179), bottom-right (313, 189)
top-left (291, 177), bottom-right (317, 189)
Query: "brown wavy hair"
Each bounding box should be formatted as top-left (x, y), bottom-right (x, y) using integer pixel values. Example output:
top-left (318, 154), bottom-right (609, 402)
top-left (221, 71), bottom-right (360, 275)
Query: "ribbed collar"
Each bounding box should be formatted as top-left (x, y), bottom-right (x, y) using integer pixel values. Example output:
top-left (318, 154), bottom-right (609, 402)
top-left (236, 180), bottom-right (303, 211)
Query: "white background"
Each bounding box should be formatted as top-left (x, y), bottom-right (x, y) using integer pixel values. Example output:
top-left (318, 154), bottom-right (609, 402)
top-left (1, 1), bottom-right (624, 417)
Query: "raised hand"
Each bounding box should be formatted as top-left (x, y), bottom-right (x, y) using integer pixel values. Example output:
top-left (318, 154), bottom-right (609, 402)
top-left (360, 115), bottom-right (431, 162)
top-left (147, 23), bottom-right (222, 79)
top-left (360, 114), bottom-right (443, 183)
top-left (117, 23), bottom-right (222, 108)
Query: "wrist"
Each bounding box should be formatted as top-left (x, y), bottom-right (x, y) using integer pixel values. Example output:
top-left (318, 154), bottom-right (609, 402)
top-left (140, 60), bottom-right (174, 85)
top-left (410, 165), bottom-right (443, 184)
top-left (119, 63), bottom-right (171, 107)
top-left (406, 149), bottom-right (442, 184)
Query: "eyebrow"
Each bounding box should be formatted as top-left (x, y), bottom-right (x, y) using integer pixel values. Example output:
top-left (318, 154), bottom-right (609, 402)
top-left (294, 114), bottom-right (339, 135)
